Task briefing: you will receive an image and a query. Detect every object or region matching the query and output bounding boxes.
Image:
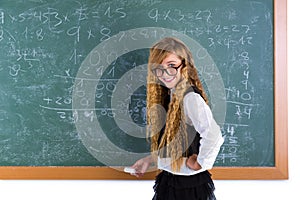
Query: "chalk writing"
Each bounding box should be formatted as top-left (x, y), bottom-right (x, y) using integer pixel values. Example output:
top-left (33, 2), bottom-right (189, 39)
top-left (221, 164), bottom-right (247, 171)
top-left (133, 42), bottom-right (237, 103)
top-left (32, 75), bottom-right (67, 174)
top-left (0, 0), bottom-right (274, 167)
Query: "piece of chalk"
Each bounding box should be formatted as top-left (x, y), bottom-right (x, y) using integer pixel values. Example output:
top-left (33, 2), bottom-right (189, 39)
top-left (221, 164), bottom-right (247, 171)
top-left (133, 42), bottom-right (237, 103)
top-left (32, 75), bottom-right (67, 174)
top-left (124, 167), bottom-right (136, 174)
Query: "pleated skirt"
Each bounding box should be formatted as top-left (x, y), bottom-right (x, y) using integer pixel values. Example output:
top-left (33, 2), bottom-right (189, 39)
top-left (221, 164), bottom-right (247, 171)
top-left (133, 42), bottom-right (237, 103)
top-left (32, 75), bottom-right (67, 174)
top-left (152, 170), bottom-right (216, 200)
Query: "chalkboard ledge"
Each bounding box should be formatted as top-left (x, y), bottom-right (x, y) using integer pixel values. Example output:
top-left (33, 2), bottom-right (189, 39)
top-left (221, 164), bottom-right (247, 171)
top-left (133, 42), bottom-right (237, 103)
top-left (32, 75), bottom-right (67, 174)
top-left (0, 165), bottom-right (288, 180)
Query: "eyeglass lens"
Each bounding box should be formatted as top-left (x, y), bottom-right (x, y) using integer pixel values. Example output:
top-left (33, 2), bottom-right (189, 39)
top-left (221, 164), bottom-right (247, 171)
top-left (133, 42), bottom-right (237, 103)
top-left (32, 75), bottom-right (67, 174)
top-left (155, 67), bottom-right (177, 77)
top-left (153, 63), bottom-right (183, 77)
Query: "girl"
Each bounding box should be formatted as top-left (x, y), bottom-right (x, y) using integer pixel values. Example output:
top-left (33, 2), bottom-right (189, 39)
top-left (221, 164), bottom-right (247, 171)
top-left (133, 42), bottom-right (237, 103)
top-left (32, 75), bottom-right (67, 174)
top-left (131, 37), bottom-right (224, 200)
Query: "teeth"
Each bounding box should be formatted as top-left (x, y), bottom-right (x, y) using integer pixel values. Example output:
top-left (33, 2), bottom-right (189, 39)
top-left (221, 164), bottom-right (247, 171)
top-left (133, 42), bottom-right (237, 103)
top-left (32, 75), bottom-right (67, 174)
top-left (164, 77), bottom-right (175, 82)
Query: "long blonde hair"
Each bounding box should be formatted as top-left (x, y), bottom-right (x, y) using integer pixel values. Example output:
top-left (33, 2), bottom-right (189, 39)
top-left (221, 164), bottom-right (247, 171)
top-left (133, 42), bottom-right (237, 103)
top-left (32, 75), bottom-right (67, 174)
top-left (147, 37), bottom-right (208, 171)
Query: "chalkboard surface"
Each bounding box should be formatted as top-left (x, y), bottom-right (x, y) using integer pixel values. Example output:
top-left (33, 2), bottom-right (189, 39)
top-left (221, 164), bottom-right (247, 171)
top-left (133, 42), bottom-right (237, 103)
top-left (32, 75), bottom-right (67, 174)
top-left (0, 0), bottom-right (274, 167)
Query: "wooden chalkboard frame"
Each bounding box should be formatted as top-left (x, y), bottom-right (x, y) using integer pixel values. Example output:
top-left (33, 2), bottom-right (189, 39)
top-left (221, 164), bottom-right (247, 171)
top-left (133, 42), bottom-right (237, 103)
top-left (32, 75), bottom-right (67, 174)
top-left (0, 0), bottom-right (287, 180)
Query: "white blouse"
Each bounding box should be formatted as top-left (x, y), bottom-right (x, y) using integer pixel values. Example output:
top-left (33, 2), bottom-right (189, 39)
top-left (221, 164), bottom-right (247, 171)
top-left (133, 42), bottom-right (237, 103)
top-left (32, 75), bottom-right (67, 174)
top-left (157, 91), bottom-right (224, 175)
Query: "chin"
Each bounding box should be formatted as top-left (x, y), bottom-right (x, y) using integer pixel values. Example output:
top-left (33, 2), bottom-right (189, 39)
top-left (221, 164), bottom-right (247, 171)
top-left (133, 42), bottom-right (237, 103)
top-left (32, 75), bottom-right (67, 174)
top-left (164, 83), bottom-right (176, 89)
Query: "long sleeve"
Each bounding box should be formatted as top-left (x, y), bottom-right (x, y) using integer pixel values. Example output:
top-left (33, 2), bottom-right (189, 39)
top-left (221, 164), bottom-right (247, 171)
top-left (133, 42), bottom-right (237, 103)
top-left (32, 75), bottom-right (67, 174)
top-left (184, 92), bottom-right (224, 171)
top-left (157, 91), bottom-right (224, 175)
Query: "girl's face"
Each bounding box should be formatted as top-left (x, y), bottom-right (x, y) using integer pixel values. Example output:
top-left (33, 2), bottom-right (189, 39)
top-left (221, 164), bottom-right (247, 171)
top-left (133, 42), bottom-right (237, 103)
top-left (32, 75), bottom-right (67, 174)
top-left (154, 53), bottom-right (183, 89)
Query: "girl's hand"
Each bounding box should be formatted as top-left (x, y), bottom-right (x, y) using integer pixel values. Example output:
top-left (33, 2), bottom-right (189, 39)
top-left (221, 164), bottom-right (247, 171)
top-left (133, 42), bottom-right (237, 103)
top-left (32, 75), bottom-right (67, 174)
top-left (131, 155), bottom-right (153, 178)
top-left (186, 154), bottom-right (202, 171)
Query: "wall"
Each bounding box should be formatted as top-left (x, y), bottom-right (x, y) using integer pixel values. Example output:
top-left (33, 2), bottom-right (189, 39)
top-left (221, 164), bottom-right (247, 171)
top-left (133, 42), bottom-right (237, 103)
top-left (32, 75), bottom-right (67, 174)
top-left (0, 1), bottom-right (298, 199)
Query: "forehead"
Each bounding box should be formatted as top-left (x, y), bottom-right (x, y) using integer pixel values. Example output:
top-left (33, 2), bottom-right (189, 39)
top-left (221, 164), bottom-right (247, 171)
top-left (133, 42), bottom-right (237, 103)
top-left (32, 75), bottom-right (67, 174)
top-left (161, 53), bottom-right (181, 63)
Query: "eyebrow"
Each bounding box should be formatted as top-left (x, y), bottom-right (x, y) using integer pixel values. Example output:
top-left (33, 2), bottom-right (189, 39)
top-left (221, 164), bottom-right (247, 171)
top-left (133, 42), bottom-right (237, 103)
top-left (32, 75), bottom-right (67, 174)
top-left (165, 60), bottom-right (178, 64)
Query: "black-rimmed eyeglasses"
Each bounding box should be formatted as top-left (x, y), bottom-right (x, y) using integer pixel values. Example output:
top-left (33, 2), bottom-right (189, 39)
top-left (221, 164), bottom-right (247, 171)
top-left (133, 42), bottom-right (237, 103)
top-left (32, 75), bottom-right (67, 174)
top-left (152, 61), bottom-right (184, 77)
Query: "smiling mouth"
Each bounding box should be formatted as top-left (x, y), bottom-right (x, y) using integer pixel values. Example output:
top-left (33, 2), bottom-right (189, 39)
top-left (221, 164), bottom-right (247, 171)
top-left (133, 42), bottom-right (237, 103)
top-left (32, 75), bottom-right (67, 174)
top-left (162, 76), bottom-right (175, 83)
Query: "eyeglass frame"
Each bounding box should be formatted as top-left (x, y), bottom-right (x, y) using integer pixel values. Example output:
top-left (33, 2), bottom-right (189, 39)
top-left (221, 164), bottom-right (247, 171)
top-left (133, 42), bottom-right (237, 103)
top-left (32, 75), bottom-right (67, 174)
top-left (151, 60), bottom-right (185, 77)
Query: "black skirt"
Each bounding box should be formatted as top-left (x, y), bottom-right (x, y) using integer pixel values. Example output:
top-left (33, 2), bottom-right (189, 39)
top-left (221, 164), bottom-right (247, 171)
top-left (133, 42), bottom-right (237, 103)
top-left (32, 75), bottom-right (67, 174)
top-left (152, 170), bottom-right (216, 200)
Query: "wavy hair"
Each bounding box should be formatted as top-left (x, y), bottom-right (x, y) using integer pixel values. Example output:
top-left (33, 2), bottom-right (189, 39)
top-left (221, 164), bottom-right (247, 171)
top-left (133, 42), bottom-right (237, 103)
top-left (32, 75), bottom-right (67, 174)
top-left (147, 37), bottom-right (208, 171)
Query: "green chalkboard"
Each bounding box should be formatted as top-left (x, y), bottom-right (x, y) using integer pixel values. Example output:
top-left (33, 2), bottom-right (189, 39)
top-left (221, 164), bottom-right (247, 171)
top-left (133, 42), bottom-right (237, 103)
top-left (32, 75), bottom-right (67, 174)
top-left (0, 0), bottom-right (274, 167)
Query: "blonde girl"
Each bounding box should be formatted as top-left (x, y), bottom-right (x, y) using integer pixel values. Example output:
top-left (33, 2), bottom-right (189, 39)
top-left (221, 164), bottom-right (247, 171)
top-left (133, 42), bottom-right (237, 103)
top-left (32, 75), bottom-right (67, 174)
top-left (131, 37), bottom-right (224, 200)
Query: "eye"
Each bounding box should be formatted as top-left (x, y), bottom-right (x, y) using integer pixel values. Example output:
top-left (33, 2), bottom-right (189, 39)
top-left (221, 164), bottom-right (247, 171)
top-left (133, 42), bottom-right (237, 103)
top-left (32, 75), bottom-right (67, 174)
top-left (167, 63), bottom-right (176, 68)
